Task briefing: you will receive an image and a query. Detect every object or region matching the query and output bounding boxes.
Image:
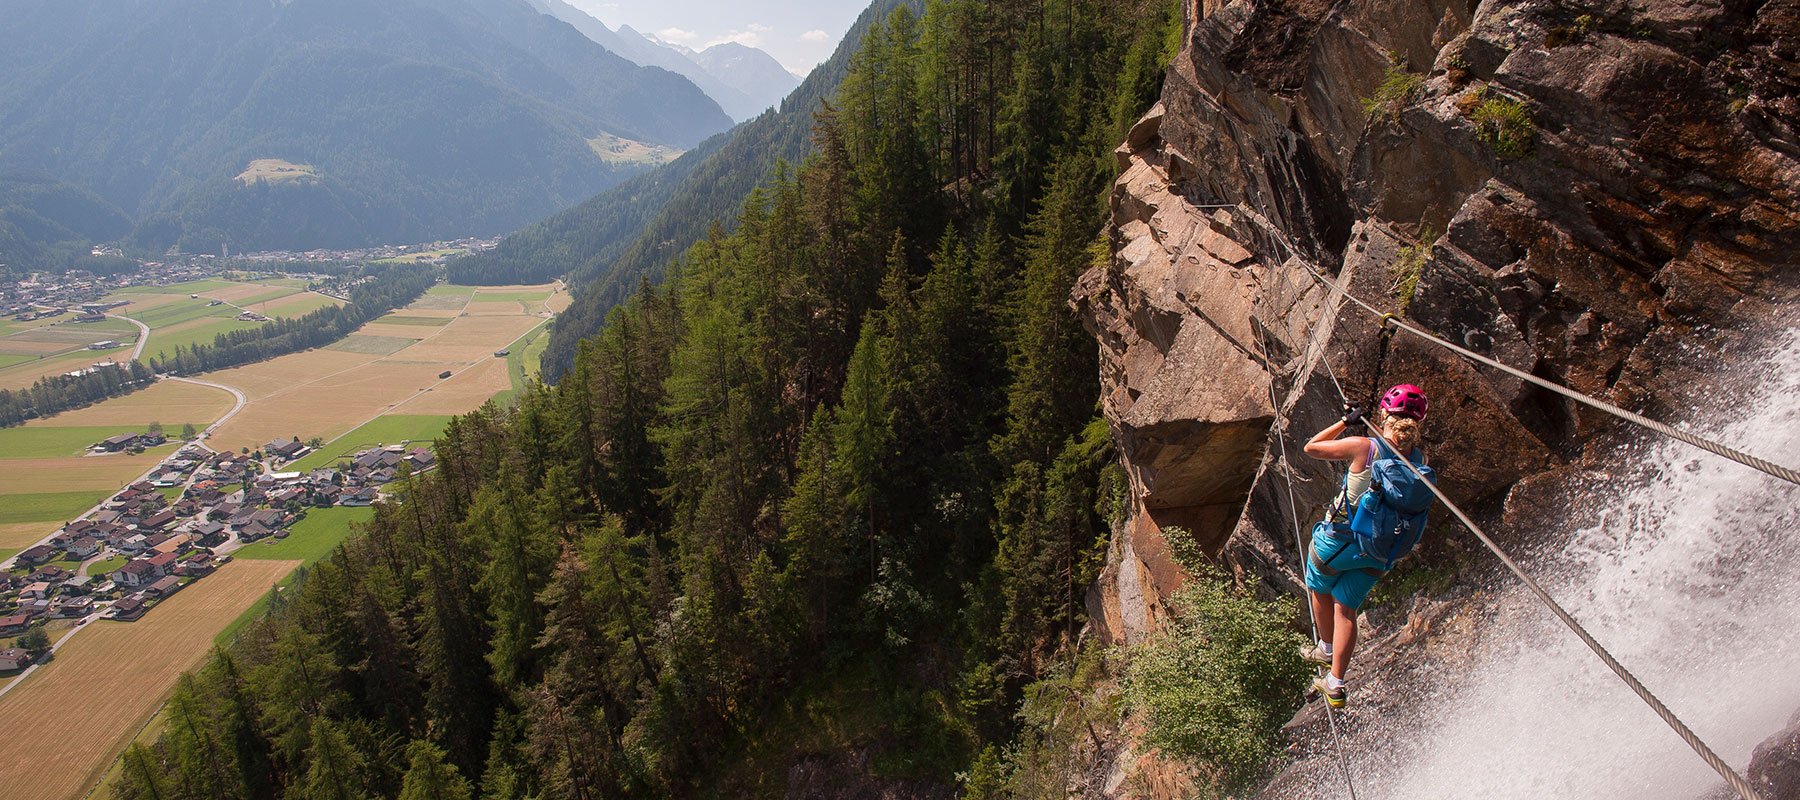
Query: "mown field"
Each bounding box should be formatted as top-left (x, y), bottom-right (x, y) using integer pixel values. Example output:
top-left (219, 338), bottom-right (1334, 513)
top-left (0, 559), bottom-right (298, 800)
top-left (285, 415), bottom-right (450, 471)
top-left (234, 505), bottom-right (374, 566)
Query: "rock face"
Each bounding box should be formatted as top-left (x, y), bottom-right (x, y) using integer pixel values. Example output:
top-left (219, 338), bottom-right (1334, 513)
top-left (1075, 0), bottom-right (1800, 793)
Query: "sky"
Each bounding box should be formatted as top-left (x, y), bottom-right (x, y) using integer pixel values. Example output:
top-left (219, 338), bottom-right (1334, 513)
top-left (565, 0), bottom-right (872, 75)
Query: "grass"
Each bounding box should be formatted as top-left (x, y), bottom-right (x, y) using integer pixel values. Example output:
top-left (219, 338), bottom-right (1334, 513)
top-left (117, 279), bottom-right (239, 295)
top-left (373, 315), bottom-right (451, 327)
top-left (235, 506), bottom-right (373, 565)
top-left (586, 133), bottom-right (684, 166)
top-left (0, 491), bottom-right (106, 525)
top-left (0, 354), bottom-right (31, 369)
top-left (145, 316), bottom-right (265, 362)
top-left (473, 290), bottom-right (551, 303)
top-left (1361, 62), bottom-right (1425, 123)
top-left (0, 426), bottom-right (156, 459)
top-left (492, 321), bottom-right (551, 406)
top-left (1471, 92), bottom-right (1535, 158)
top-left (131, 298), bottom-right (237, 329)
top-left (286, 415), bottom-right (450, 471)
top-left (88, 555), bottom-right (126, 576)
top-left (236, 158), bottom-right (318, 185)
top-left (1390, 227), bottom-right (1439, 314)
top-left (426, 284), bottom-right (476, 297)
top-left (326, 335), bottom-right (418, 355)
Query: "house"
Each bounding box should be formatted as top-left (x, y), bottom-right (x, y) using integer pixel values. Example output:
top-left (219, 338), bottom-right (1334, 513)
top-left (18, 582), bottom-right (52, 601)
top-left (93, 432), bottom-right (152, 452)
top-left (138, 509), bottom-right (177, 530)
top-left (112, 560), bottom-right (160, 588)
top-left (0, 649), bottom-right (32, 671)
top-left (313, 485), bottom-right (343, 506)
top-left (145, 576), bottom-right (181, 598)
top-left (368, 467), bottom-right (397, 484)
top-left (175, 553), bottom-right (215, 578)
top-left (14, 544), bottom-right (58, 567)
top-left (150, 472), bottom-right (184, 487)
top-left (115, 534), bottom-right (149, 554)
top-left (112, 596), bottom-right (147, 621)
top-left (27, 566), bottom-right (71, 584)
top-left (146, 552), bottom-right (179, 573)
top-left (188, 521), bottom-right (228, 547)
top-left (52, 596), bottom-right (94, 618)
top-left (61, 575), bottom-right (94, 595)
top-left (266, 438), bottom-right (307, 460)
top-left (341, 487), bottom-right (378, 507)
top-left (236, 520), bottom-right (275, 542)
top-left (65, 536), bottom-right (100, 560)
top-left (0, 615), bottom-right (30, 636)
top-left (403, 448), bottom-right (436, 470)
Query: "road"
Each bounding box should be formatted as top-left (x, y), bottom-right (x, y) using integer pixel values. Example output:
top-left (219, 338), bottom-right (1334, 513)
top-left (167, 376), bottom-right (247, 450)
top-left (0, 609), bottom-right (103, 701)
top-left (107, 314), bottom-right (150, 361)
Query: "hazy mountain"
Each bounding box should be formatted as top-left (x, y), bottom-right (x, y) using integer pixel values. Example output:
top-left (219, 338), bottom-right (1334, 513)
top-left (523, 0), bottom-right (798, 121)
top-left (449, 0), bottom-right (918, 381)
top-left (0, 171), bottom-right (134, 275)
top-left (691, 42), bottom-right (803, 113)
top-left (0, 0), bottom-right (733, 254)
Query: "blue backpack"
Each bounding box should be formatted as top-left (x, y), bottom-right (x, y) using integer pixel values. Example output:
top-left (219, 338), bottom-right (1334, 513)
top-left (1347, 439), bottom-right (1438, 570)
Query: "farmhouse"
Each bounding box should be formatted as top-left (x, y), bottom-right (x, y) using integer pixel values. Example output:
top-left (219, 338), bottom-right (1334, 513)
top-left (341, 487), bottom-right (378, 506)
top-left (266, 438), bottom-right (307, 461)
top-left (0, 649), bottom-right (32, 671)
top-left (14, 545), bottom-right (58, 567)
top-left (93, 432), bottom-right (164, 452)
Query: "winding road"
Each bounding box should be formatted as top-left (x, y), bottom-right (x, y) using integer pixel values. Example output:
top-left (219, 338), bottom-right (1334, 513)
top-left (167, 376), bottom-right (247, 450)
top-left (107, 313), bottom-right (150, 362)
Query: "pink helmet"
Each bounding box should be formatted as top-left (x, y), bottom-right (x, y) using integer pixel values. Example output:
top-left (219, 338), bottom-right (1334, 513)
top-left (1380, 384), bottom-right (1429, 420)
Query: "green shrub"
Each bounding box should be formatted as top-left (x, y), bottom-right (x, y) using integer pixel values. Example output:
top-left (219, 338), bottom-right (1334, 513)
top-left (1361, 64), bottom-right (1425, 123)
top-left (1117, 570), bottom-right (1311, 794)
top-left (1472, 94), bottom-right (1535, 158)
top-left (1390, 226), bottom-right (1439, 314)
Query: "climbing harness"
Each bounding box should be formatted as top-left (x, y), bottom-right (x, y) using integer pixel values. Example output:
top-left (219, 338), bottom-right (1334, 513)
top-left (1277, 258), bottom-right (1770, 800)
top-left (1255, 307), bottom-right (1361, 800)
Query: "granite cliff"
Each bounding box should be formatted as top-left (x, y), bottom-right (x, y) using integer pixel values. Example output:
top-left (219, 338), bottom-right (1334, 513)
top-left (1073, 0), bottom-right (1800, 794)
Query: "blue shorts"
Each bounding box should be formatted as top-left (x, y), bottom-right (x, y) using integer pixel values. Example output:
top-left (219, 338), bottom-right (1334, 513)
top-left (1304, 525), bottom-right (1387, 609)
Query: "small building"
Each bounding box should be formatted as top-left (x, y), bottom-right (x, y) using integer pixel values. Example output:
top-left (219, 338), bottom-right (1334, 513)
top-left (0, 648), bottom-right (33, 671)
top-left (14, 545), bottom-right (58, 567)
top-left (266, 438), bottom-right (306, 460)
top-left (145, 576), bottom-right (182, 598)
top-left (494, 349), bottom-right (509, 357)
top-left (341, 487), bottom-right (378, 507)
top-left (86, 340), bottom-right (119, 351)
top-left (138, 509), bottom-right (177, 530)
top-left (112, 596), bottom-right (147, 621)
top-left (65, 536), bottom-right (100, 560)
top-left (52, 596), bottom-right (94, 618)
top-left (175, 553), bottom-right (215, 578)
top-left (0, 615), bottom-right (30, 636)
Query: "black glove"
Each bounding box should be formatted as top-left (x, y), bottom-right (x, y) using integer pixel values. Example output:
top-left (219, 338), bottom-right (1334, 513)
top-left (1341, 405), bottom-right (1366, 428)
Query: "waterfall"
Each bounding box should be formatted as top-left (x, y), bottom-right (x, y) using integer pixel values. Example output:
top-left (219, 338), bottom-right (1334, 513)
top-left (1299, 329), bottom-right (1800, 799)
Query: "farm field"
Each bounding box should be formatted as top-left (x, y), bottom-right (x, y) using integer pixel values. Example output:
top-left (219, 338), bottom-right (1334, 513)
top-left (26, 379), bottom-right (234, 428)
top-left (287, 415), bottom-right (450, 471)
top-left (0, 425), bottom-right (157, 459)
top-left (234, 506), bottom-right (374, 565)
top-left (0, 559), bottom-right (298, 800)
top-left (199, 282), bottom-right (555, 451)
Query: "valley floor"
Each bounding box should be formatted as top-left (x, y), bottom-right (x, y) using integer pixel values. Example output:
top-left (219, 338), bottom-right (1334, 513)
top-left (0, 277), bottom-right (569, 798)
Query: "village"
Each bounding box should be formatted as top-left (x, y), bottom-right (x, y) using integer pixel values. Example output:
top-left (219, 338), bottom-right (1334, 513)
top-left (0, 429), bottom-right (434, 674)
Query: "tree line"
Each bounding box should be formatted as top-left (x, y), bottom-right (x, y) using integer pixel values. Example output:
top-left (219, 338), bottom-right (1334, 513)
top-left (0, 359), bottom-right (156, 428)
top-left (150, 265), bottom-right (435, 376)
top-left (115, 1), bottom-right (1180, 797)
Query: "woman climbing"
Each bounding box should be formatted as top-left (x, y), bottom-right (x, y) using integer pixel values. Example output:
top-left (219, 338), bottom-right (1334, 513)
top-left (1299, 383), bottom-right (1436, 709)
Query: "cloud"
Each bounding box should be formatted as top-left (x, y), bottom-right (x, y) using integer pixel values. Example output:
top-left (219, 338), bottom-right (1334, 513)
top-left (748, 23), bottom-right (772, 33)
top-left (705, 29), bottom-right (762, 48)
top-left (801, 29), bottom-right (829, 42)
top-left (656, 27), bottom-right (698, 43)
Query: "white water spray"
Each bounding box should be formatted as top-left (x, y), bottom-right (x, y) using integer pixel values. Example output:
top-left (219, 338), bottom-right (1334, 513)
top-left (1309, 329), bottom-right (1800, 799)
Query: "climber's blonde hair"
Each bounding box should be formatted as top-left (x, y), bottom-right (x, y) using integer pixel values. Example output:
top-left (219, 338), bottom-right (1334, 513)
top-left (1382, 412), bottom-right (1423, 452)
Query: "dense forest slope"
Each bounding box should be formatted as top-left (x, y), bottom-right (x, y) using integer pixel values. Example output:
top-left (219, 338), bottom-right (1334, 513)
top-left (0, 171), bottom-right (135, 275)
top-left (448, 0), bottom-right (918, 382)
top-left (0, 0), bottom-right (731, 254)
top-left (112, 1), bottom-right (1180, 797)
